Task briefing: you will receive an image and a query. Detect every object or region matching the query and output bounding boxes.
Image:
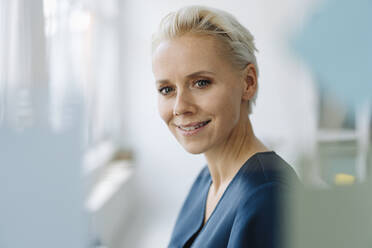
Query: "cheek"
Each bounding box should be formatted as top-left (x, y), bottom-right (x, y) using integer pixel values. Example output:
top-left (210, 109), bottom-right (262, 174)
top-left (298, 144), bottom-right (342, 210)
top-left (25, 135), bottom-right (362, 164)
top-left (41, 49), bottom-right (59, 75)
top-left (212, 90), bottom-right (242, 124)
top-left (158, 98), bottom-right (173, 124)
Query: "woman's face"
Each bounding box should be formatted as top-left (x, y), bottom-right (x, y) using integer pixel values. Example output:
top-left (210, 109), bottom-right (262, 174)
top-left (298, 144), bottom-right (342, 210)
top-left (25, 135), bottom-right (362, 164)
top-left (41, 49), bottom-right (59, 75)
top-left (152, 34), bottom-right (250, 154)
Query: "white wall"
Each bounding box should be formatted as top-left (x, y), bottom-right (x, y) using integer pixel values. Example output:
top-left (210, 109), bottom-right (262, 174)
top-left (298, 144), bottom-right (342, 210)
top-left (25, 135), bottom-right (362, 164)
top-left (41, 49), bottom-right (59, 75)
top-left (115, 0), bottom-right (319, 246)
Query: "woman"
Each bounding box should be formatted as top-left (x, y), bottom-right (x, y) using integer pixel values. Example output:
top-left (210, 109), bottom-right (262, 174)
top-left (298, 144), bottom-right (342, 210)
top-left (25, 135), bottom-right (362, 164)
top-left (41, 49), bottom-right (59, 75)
top-left (152, 5), bottom-right (299, 248)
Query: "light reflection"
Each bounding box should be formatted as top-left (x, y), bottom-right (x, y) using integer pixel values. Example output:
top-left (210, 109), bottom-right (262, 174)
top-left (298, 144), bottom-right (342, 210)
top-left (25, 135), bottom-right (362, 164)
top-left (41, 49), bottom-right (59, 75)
top-left (43, 0), bottom-right (91, 37)
top-left (69, 9), bottom-right (91, 32)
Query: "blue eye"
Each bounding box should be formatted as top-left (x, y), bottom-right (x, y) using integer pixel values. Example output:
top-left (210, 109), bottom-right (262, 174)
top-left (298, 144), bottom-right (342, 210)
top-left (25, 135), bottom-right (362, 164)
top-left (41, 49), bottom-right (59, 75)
top-left (195, 79), bottom-right (211, 88)
top-left (159, 86), bottom-right (173, 95)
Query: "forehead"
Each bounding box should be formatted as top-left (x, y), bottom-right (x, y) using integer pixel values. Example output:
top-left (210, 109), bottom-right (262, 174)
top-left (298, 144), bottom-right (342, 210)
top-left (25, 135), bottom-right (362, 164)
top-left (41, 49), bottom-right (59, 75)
top-left (152, 34), bottom-right (230, 78)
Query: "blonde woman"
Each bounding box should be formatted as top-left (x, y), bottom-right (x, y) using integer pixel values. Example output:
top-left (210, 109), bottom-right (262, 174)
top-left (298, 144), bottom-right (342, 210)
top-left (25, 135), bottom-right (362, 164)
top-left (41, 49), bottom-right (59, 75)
top-left (152, 5), bottom-right (299, 248)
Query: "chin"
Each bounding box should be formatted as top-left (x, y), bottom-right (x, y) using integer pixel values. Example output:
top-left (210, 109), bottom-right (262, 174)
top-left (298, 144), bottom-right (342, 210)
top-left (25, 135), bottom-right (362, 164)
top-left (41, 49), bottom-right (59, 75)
top-left (182, 144), bottom-right (206, 155)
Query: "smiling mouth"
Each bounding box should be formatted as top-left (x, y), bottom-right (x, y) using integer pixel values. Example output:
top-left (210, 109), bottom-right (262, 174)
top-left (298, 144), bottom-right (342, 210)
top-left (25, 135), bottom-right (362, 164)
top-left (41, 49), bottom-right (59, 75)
top-left (177, 120), bottom-right (211, 131)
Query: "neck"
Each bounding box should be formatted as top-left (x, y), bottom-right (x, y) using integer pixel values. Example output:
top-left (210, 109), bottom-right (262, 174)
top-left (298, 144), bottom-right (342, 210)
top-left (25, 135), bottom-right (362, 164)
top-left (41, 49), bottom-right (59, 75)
top-left (204, 110), bottom-right (269, 192)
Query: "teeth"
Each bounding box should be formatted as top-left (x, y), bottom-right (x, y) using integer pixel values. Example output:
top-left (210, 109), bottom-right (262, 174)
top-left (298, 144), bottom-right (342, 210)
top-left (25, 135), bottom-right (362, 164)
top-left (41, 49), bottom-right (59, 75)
top-left (179, 121), bottom-right (209, 131)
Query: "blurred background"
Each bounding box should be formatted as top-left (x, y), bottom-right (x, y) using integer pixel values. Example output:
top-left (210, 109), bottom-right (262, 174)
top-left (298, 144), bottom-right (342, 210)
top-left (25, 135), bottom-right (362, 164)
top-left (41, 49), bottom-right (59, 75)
top-left (0, 0), bottom-right (371, 247)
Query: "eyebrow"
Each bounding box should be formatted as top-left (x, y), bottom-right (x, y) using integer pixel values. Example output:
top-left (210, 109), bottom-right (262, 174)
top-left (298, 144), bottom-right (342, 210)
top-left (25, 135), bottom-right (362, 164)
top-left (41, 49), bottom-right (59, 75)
top-left (155, 70), bottom-right (216, 85)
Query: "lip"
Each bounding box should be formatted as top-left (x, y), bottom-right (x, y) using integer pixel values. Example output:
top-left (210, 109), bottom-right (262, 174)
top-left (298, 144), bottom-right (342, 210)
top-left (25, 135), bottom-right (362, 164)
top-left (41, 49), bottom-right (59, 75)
top-left (177, 120), bottom-right (210, 128)
top-left (176, 120), bottom-right (211, 137)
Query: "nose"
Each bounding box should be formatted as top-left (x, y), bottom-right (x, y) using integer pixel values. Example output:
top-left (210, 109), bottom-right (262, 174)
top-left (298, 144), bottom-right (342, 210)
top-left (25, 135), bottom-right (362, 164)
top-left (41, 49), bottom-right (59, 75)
top-left (173, 89), bottom-right (195, 116)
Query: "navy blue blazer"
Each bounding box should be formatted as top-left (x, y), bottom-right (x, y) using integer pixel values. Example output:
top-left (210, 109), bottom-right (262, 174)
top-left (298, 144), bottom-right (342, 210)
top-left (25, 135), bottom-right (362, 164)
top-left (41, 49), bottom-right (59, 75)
top-left (168, 151), bottom-right (299, 248)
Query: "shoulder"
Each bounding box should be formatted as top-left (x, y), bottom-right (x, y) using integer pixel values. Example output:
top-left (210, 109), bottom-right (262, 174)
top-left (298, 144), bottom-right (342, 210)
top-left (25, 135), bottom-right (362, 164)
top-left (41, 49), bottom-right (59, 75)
top-left (226, 153), bottom-right (300, 247)
top-left (189, 165), bottom-right (210, 191)
top-left (180, 165), bottom-right (210, 202)
top-left (229, 152), bottom-right (300, 227)
top-left (228, 182), bottom-right (284, 247)
top-left (237, 181), bottom-right (284, 214)
top-left (195, 164), bottom-right (210, 182)
top-left (237, 151), bottom-right (300, 193)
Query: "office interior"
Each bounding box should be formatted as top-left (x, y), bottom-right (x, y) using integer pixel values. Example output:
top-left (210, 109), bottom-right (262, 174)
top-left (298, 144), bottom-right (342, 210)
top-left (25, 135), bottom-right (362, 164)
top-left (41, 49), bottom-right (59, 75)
top-left (0, 0), bottom-right (371, 247)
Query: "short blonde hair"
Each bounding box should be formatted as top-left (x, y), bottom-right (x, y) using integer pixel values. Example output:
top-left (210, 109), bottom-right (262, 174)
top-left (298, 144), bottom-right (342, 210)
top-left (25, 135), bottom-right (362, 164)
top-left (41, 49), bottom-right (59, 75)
top-left (152, 5), bottom-right (259, 114)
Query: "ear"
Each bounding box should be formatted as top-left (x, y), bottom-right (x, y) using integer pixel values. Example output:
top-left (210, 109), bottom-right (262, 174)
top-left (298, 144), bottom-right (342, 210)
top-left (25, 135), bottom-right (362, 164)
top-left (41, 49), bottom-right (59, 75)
top-left (241, 63), bottom-right (258, 102)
